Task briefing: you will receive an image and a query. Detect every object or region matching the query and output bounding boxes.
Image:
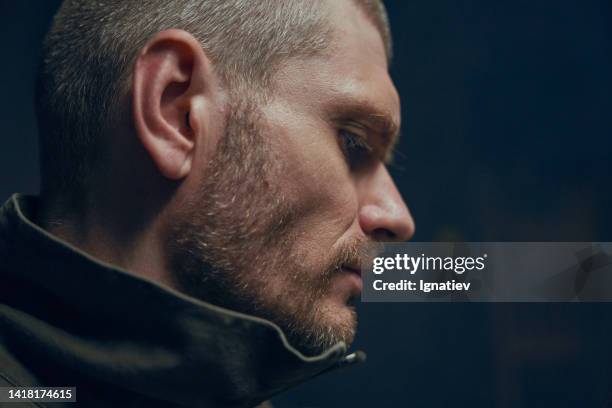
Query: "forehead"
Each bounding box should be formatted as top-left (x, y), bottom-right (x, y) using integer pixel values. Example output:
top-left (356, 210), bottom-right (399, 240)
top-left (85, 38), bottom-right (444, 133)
top-left (271, 0), bottom-right (400, 129)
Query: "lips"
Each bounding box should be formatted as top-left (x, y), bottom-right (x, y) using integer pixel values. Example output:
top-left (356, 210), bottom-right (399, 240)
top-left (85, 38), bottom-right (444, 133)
top-left (341, 264), bottom-right (363, 297)
top-left (342, 263), bottom-right (362, 277)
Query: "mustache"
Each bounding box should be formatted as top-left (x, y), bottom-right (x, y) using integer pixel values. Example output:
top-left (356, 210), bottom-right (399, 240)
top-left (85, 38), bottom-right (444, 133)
top-left (327, 236), bottom-right (383, 275)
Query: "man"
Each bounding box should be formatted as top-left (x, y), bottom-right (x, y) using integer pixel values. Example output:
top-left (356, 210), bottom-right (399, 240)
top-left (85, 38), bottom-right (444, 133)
top-left (0, 0), bottom-right (414, 406)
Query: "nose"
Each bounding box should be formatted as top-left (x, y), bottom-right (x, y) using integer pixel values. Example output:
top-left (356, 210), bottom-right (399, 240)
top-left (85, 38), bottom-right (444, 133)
top-left (357, 163), bottom-right (415, 242)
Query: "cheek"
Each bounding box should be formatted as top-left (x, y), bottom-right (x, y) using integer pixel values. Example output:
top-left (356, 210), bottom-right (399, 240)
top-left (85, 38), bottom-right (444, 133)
top-left (261, 98), bottom-right (359, 239)
top-left (274, 126), bottom-right (359, 239)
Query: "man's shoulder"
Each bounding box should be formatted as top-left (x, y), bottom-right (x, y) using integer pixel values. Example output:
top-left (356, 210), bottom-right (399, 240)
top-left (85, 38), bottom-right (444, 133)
top-left (0, 197), bottom-right (37, 389)
top-left (0, 194), bottom-right (19, 268)
top-left (0, 331), bottom-right (41, 387)
top-left (0, 343), bottom-right (72, 408)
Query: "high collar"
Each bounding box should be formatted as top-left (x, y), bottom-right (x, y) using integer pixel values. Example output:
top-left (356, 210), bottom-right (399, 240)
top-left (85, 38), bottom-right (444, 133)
top-left (0, 194), bottom-right (364, 407)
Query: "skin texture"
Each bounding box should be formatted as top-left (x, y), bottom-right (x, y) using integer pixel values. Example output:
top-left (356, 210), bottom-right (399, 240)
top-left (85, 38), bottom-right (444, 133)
top-left (43, 0), bottom-right (414, 355)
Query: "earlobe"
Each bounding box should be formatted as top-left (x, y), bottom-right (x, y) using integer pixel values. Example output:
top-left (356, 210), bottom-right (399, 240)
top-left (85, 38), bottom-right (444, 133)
top-left (132, 29), bottom-right (213, 180)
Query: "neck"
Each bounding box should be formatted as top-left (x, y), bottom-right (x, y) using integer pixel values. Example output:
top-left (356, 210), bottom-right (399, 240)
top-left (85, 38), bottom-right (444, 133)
top-left (38, 192), bottom-right (177, 289)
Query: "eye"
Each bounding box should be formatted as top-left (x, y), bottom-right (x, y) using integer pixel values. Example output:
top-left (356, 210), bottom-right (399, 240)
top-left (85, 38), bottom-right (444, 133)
top-left (338, 128), bottom-right (372, 165)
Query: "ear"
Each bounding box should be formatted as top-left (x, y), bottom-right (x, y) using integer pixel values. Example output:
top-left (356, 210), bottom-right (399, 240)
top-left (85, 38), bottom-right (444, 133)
top-left (132, 29), bottom-right (215, 180)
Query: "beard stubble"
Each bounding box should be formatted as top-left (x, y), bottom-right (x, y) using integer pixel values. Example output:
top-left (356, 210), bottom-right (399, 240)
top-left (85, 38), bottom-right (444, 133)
top-left (168, 99), bottom-right (360, 355)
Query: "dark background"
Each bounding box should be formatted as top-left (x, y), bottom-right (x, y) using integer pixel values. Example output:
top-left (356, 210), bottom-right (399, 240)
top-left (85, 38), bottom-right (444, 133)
top-left (2, 1), bottom-right (612, 407)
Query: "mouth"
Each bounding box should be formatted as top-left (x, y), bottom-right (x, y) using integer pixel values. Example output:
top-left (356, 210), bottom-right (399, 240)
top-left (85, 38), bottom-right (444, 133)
top-left (340, 262), bottom-right (363, 298)
top-left (342, 264), bottom-right (361, 277)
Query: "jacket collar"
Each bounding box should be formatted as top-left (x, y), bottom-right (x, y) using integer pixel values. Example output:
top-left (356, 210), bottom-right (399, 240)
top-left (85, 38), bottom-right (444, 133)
top-left (0, 194), bottom-right (364, 407)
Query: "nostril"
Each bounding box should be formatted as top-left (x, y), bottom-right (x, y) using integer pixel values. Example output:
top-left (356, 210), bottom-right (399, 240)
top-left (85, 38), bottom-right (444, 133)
top-left (359, 203), bottom-right (415, 242)
top-left (372, 228), bottom-right (396, 242)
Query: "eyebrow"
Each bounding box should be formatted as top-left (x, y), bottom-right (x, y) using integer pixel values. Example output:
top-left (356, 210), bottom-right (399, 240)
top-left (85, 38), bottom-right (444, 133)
top-left (330, 98), bottom-right (402, 160)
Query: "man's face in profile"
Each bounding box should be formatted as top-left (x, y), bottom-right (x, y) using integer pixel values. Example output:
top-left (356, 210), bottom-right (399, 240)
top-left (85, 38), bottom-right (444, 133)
top-left (167, 0), bottom-right (414, 355)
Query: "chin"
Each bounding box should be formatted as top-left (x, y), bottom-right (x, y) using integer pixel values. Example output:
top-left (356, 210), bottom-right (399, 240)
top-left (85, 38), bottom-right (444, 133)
top-left (314, 298), bottom-right (358, 345)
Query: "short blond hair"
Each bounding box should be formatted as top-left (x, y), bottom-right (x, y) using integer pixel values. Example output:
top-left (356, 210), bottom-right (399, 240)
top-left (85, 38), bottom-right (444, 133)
top-left (36, 0), bottom-right (391, 199)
